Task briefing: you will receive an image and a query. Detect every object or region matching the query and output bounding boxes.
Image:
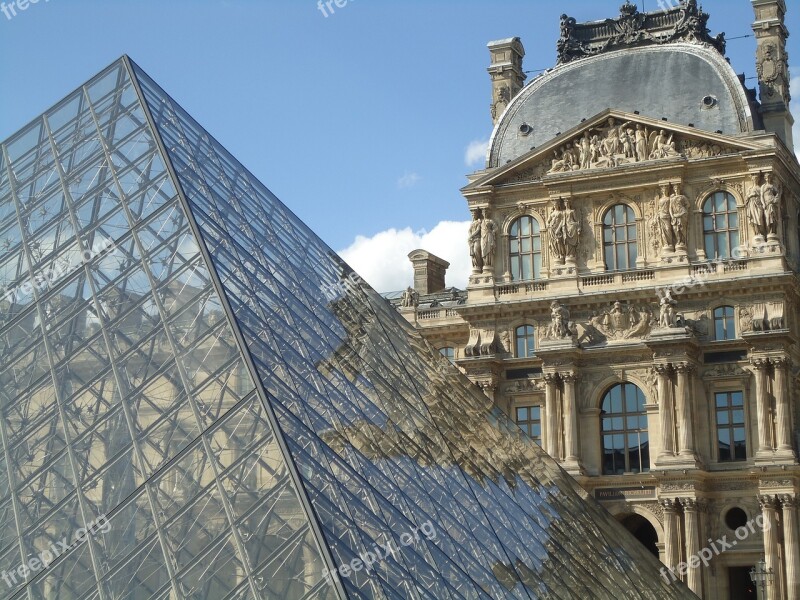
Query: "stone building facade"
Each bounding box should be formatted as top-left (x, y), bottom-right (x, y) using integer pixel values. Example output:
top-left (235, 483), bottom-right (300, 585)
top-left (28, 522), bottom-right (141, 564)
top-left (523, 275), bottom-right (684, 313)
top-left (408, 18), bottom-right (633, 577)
top-left (393, 2), bottom-right (799, 599)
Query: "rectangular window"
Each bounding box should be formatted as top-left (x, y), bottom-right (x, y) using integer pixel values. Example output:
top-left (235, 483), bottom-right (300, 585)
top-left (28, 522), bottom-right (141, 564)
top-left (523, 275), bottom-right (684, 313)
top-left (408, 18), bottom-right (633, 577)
top-left (516, 406), bottom-right (541, 446)
top-left (716, 391), bottom-right (746, 461)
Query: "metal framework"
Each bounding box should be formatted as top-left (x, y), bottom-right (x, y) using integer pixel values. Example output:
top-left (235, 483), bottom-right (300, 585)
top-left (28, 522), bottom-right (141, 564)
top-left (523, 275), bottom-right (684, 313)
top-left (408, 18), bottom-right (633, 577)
top-left (0, 57), bottom-right (698, 599)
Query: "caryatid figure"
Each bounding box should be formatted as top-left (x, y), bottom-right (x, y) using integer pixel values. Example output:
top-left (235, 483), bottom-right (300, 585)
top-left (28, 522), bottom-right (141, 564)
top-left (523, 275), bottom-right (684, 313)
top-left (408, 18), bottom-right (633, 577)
top-left (746, 173), bottom-right (767, 241)
top-left (761, 172), bottom-right (781, 239)
top-left (468, 209), bottom-right (484, 273)
top-left (657, 184), bottom-right (675, 252)
top-left (669, 183), bottom-right (690, 250)
top-left (481, 213), bottom-right (497, 272)
top-left (547, 199), bottom-right (567, 264)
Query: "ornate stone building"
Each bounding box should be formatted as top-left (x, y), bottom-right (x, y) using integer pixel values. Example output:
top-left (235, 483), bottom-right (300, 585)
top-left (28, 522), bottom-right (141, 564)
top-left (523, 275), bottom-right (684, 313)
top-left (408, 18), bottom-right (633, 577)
top-left (393, 2), bottom-right (799, 599)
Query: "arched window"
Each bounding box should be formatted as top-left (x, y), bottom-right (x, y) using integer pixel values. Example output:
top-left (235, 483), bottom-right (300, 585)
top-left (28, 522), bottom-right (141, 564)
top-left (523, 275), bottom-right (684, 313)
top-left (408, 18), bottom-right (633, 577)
top-left (601, 383), bottom-right (649, 475)
top-left (509, 216), bottom-right (542, 281)
top-left (515, 325), bottom-right (535, 358)
top-left (713, 306), bottom-right (735, 340)
top-left (439, 347), bottom-right (455, 364)
top-left (603, 205), bottom-right (637, 271)
top-left (703, 192), bottom-right (739, 259)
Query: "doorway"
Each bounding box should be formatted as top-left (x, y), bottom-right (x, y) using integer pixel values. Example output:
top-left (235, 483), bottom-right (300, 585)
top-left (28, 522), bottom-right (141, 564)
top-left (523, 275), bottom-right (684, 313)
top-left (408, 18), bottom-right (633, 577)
top-left (728, 566), bottom-right (757, 600)
top-left (619, 513), bottom-right (659, 558)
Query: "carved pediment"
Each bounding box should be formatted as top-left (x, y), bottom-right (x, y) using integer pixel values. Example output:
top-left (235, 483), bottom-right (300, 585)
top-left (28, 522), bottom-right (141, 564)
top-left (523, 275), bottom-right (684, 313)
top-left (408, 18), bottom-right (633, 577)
top-left (469, 111), bottom-right (762, 189)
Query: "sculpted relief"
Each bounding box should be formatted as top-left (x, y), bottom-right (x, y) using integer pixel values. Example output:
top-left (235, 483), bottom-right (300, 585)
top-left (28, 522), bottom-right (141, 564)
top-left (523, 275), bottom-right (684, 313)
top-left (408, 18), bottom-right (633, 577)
top-left (468, 208), bottom-right (498, 275)
top-left (547, 198), bottom-right (582, 266)
top-left (546, 119), bottom-right (733, 176)
top-left (650, 183), bottom-right (690, 253)
top-left (746, 172), bottom-right (782, 244)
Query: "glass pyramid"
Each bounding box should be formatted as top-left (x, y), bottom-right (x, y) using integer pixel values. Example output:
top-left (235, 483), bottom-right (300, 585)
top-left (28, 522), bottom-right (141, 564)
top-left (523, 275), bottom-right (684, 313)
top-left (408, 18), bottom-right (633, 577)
top-left (0, 57), bottom-right (696, 599)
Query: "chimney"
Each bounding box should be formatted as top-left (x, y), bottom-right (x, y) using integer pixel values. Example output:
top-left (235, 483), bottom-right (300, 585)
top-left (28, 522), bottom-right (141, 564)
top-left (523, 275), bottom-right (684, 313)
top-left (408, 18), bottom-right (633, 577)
top-left (752, 0), bottom-right (794, 148)
top-left (487, 38), bottom-right (526, 126)
top-left (408, 250), bottom-right (449, 295)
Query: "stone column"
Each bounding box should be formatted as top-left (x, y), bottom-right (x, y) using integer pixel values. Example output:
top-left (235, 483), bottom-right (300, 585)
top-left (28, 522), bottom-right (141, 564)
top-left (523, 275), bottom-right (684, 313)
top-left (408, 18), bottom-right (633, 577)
top-left (772, 357), bottom-right (794, 453)
top-left (562, 372), bottom-right (580, 462)
top-left (544, 373), bottom-right (559, 458)
top-left (752, 358), bottom-right (773, 453)
top-left (682, 498), bottom-right (703, 595)
top-left (656, 364), bottom-right (675, 459)
top-left (661, 498), bottom-right (681, 574)
top-left (759, 495), bottom-right (782, 600)
top-left (674, 362), bottom-right (696, 458)
top-left (781, 495), bottom-right (800, 600)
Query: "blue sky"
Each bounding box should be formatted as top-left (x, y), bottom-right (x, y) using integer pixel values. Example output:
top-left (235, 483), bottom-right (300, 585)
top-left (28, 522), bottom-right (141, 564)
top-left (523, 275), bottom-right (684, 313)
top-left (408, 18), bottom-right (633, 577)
top-left (1, 0), bottom-right (797, 291)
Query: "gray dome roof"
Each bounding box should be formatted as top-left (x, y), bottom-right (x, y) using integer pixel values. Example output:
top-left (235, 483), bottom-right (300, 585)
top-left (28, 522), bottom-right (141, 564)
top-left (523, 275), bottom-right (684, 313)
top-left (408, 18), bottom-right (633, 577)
top-left (488, 43), bottom-right (755, 167)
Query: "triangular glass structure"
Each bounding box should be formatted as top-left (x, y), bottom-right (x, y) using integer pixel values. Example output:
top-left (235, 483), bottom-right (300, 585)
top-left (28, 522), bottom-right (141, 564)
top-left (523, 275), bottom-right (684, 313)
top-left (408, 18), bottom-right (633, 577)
top-left (0, 57), bottom-right (696, 599)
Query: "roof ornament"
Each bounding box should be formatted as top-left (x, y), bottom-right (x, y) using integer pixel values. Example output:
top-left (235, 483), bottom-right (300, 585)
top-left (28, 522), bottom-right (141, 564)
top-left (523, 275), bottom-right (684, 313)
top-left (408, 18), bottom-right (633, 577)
top-left (556, 0), bottom-right (726, 65)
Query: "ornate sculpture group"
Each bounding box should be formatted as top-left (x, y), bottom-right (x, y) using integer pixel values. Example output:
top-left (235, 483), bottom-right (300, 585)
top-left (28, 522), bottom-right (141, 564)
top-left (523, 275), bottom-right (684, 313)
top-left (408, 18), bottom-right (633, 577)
top-left (546, 198), bottom-right (582, 265)
top-left (654, 182), bottom-right (690, 253)
top-left (400, 287), bottom-right (419, 308)
top-left (746, 172), bottom-right (782, 243)
top-left (468, 209), bottom-right (497, 274)
top-left (557, 0), bottom-right (725, 65)
top-left (543, 301), bottom-right (578, 341)
top-left (547, 119), bottom-right (706, 175)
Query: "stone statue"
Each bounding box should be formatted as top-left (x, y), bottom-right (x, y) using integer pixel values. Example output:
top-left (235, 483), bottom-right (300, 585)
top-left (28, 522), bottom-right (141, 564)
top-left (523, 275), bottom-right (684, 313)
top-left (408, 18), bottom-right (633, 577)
top-left (400, 287), bottom-right (418, 308)
top-left (547, 300), bottom-right (574, 339)
top-left (669, 183), bottom-right (690, 249)
top-left (481, 214), bottom-right (497, 272)
top-left (657, 184), bottom-right (675, 252)
top-left (468, 209), bottom-right (484, 273)
top-left (579, 132), bottom-right (591, 169)
top-left (547, 199), bottom-right (567, 264)
top-left (635, 124), bottom-right (649, 162)
top-left (761, 172), bottom-right (781, 239)
top-left (563, 198), bottom-right (581, 261)
top-left (746, 173), bottom-right (767, 241)
top-left (658, 292), bottom-right (678, 328)
top-left (649, 130), bottom-right (678, 159)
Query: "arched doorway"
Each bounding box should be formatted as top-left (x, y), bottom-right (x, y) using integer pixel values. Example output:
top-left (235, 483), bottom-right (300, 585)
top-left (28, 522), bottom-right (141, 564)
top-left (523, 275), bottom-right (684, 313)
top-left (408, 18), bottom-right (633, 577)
top-left (619, 514), bottom-right (659, 558)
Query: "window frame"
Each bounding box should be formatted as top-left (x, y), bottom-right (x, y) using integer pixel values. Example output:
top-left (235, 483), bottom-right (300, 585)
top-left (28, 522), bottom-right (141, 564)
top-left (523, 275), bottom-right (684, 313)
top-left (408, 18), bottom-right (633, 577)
top-left (714, 390), bottom-right (747, 462)
top-left (515, 405), bottom-right (542, 446)
top-left (702, 191), bottom-right (740, 260)
top-left (508, 215), bottom-right (542, 282)
top-left (514, 324), bottom-right (536, 358)
top-left (602, 204), bottom-right (638, 271)
top-left (713, 305), bottom-right (736, 341)
top-left (439, 346), bottom-right (456, 364)
top-left (600, 383), bottom-right (649, 475)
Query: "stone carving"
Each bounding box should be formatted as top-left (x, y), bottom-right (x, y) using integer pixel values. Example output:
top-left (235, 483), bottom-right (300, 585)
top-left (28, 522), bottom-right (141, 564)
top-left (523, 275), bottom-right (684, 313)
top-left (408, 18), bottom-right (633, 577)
top-left (481, 213), bottom-right (498, 272)
top-left (746, 172), bottom-right (783, 243)
top-left (505, 379), bottom-right (545, 394)
top-left (745, 302), bottom-right (785, 332)
top-left (658, 292), bottom-right (679, 328)
top-left (655, 184), bottom-right (675, 252)
top-left (746, 173), bottom-right (767, 242)
top-left (499, 330), bottom-right (511, 354)
top-left (400, 287), bottom-right (418, 308)
top-left (761, 173), bottom-right (781, 240)
top-left (556, 0), bottom-right (725, 65)
top-left (547, 198), bottom-right (566, 264)
top-left (543, 301), bottom-right (577, 340)
top-left (546, 121), bottom-right (732, 176)
top-left (704, 364), bottom-right (747, 378)
top-left (464, 325), bottom-right (499, 357)
top-left (757, 42), bottom-right (790, 105)
top-left (469, 209), bottom-right (484, 273)
top-left (563, 199), bottom-right (582, 261)
top-left (580, 302), bottom-right (654, 344)
top-left (491, 85), bottom-right (510, 121)
top-left (670, 183), bottom-right (690, 250)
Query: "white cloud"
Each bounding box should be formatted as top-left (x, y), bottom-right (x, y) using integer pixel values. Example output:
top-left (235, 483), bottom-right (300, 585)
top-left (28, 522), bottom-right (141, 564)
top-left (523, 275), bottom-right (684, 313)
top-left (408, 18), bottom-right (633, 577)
top-left (338, 220), bottom-right (471, 293)
top-left (791, 74), bottom-right (800, 161)
top-left (464, 139), bottom-right (489, 167)
top-left (396, 172), bottom-right (421, 189)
